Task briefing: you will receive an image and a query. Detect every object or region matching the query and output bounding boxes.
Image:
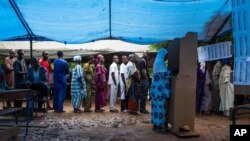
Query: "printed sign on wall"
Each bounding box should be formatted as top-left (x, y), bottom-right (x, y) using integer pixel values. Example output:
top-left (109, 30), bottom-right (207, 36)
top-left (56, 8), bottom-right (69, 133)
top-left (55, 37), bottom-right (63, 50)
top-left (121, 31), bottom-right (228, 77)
top-left (197, 41), bottom-right (232, 62)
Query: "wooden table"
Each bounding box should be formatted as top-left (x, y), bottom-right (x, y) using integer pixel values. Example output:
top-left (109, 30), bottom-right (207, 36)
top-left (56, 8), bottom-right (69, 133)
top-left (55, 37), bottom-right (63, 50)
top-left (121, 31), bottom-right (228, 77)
top-left (0, 89), bottom-right (32, 138)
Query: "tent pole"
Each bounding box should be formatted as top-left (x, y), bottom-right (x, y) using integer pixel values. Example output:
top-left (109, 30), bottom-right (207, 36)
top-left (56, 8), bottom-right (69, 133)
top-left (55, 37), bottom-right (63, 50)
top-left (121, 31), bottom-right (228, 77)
top-left (9, 0), bottom-right (35, 60)
top-left (109, 0), bottom-right (111, 38)
top-left (9, 0), bottom-right (34, 35)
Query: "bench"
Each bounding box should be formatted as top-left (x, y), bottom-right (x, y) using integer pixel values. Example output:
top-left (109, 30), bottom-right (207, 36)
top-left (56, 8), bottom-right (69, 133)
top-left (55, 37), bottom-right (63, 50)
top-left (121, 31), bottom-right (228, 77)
top-left (0, 108), bottom-right (23, 124)
top-left (0, 107), bottom-right (22, 141)
top-left (0, 108), bottom-right (23, 116)
top-left (0, 89), bottom-right (32, 137)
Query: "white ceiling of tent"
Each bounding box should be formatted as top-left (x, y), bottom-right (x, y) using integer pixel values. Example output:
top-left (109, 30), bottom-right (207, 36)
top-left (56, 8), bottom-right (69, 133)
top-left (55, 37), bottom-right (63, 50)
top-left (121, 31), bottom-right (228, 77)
top-left (0, 40), bottom-right (149, 52)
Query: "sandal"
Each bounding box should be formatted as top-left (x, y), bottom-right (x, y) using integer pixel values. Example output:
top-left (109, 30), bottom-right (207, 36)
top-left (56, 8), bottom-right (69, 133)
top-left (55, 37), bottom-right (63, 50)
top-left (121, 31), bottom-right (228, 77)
top-left (73, 109), bottom-right (83, 113)
top-left (95, 109), bottom-right (104, 113)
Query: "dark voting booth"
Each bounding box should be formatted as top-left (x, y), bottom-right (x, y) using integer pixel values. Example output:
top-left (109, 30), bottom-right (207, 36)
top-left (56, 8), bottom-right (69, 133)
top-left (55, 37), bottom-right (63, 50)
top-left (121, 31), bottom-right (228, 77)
top-left (168, 32), bottom-right (199, 137)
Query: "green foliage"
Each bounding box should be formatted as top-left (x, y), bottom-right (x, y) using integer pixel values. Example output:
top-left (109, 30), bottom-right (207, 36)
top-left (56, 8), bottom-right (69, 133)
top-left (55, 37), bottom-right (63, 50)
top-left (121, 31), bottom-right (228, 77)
top-left (69, 62), bottom-right (75, 72)
top-left (149, 41), bottom-right (170, 51)
top-left (50, 63), bottom-right (54, 71)
top-left (68, 62), bottom-right (87, 72)
top-left (217, 32), bottom-right (233, 42)
top-left (148, 68), bottom-right (153, 78)
top-left (0, 57), bottom-right (4, 65)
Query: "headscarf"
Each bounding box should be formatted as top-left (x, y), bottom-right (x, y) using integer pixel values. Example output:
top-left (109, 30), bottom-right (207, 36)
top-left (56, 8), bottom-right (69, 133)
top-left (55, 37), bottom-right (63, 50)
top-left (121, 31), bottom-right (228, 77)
top-left (127, 54), bottom-right (137, 75)
top-left (200, 61), bottom-right (206, 73)
top-left (128, 54), bottom-right (135, 61)
top-left (153, 48), bottom-right (168, 73)
top-left (9, 49), bottom-right (15, 54)
top-left (95, 54), bottom-right (104, 65)
top-left (73, 55), bottom-right (82, 62)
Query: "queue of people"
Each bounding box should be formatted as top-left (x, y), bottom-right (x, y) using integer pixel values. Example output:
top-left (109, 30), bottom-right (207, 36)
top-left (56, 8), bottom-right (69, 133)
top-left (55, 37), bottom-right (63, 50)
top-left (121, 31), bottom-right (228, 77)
top-left (196, 59), bottom-right (234, 117)
top-left (70, 52), bottom-right (152, 114)
top-left (0, 47), bottom-right (239, 135)
top-left (1, 49), bottom-right (154, 115)
top-left (0, 48), bottom-right (173, 133)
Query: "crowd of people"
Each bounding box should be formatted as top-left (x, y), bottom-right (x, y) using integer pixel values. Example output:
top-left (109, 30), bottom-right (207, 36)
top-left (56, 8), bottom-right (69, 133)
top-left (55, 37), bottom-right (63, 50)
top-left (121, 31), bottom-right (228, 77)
top-left (0, 47), bottom-right (237, 133)
top-left (0, 49), bottom-right (155, 115)
top-left (66, 51), bottom-right (153, 114)
top-left (196, 59), bottom-right (234, 117)
top-left (0, 48), bottom-right (172, 132)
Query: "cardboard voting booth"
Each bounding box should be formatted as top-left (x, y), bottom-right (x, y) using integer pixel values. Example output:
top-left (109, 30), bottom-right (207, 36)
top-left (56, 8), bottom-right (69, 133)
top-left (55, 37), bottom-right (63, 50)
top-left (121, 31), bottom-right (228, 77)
top-left (168, 32), bottom-right (199, 137)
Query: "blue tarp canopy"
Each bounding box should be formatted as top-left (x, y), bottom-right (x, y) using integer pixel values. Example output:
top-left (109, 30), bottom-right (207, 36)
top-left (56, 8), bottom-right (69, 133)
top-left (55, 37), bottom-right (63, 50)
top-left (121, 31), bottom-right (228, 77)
top-left (0, 0), bottom-right (232, 44)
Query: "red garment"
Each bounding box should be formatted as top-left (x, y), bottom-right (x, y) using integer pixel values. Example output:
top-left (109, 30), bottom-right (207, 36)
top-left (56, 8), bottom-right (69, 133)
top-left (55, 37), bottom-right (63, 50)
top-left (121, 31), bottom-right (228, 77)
top-left (39, 59), bottom-right (51, 83)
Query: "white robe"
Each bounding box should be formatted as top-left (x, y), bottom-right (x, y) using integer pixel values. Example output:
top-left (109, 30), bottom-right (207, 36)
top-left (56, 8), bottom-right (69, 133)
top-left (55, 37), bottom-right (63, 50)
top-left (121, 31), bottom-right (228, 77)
top-left (219, 65), bottom-right (234, 116)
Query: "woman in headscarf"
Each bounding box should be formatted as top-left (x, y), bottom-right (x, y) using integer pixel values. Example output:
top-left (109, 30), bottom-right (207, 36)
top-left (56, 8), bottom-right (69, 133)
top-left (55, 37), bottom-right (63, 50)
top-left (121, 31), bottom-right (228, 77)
top-left (150, 48), bottom-right (171, 132)
top-left (126, 54), bottom-right (140, 114)
top-left (83, 56), bottom-right (96, 112)
top-left (196, 62), bottom-right (205, 112)
top-left (219, 59), bottom-right (234, 116)
top-left (71, 55), bottom-right (87, 113)
top-left (95, 54), bottom-right (107, 112)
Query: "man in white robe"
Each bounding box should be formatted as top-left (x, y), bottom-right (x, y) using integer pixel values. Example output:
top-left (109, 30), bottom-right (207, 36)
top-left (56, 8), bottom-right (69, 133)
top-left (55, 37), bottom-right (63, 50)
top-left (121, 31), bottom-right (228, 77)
top-left (219, 60), bottom-right (234, 116)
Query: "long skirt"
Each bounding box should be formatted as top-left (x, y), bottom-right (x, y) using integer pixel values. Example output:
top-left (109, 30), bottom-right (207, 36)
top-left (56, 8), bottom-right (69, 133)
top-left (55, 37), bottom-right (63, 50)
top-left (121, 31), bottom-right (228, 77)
top-left (150, 72), bottom-right (170, 127)
top-left (151, 98), bottom-right (167, 126)
top-left (83, 83), bottom-right (93, 110)
top-left (219, 83), bottom-right (234, 113)
top-left (127, 81), bottom-right (139, 112)
top-left (200, 85), bottom-right (212, 112)
top-left (71, 92), bottom-right (84, 109)
top-left (95, 88), bottom-right (106, 108)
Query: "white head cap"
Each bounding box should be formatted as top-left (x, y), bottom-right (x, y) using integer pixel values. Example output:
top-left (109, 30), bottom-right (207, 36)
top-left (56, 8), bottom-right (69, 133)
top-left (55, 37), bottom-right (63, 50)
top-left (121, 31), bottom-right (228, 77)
top-left (73, 55), bottom-right (82, 62)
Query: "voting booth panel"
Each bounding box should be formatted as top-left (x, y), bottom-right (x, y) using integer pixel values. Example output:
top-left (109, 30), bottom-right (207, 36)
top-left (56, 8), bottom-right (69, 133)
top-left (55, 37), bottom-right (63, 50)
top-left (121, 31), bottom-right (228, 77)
top-left (168, 32), bottom-right (198, 137)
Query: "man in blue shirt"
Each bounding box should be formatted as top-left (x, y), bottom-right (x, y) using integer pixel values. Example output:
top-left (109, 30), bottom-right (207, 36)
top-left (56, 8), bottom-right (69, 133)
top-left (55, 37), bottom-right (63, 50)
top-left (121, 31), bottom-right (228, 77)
top-left (53, 51), bottom-right (69, 113)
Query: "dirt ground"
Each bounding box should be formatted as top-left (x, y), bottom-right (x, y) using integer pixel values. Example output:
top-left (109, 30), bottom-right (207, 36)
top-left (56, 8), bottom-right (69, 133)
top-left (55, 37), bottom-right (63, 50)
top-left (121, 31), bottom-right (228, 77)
top-left (2, 100), bottom-right (250, 141)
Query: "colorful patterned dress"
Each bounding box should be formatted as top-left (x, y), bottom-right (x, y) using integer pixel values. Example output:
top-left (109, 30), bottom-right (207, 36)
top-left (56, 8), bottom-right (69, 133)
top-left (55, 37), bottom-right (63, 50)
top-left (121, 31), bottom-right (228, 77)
top-left (150, 48), bottom-right (170, 127)
top-left (71, 64), bottom-right (87, 109)
top-left (83, 63), bottom-right (95, 110)
top-left (95, 63), bottom-right (107, 108)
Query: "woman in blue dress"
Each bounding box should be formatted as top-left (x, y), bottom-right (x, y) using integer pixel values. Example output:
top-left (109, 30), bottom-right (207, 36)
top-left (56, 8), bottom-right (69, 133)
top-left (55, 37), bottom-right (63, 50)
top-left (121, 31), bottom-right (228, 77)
top-left (150, 48), bottom-right (171, 132)
top-left (71, 55), bottom-right (87, 113)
